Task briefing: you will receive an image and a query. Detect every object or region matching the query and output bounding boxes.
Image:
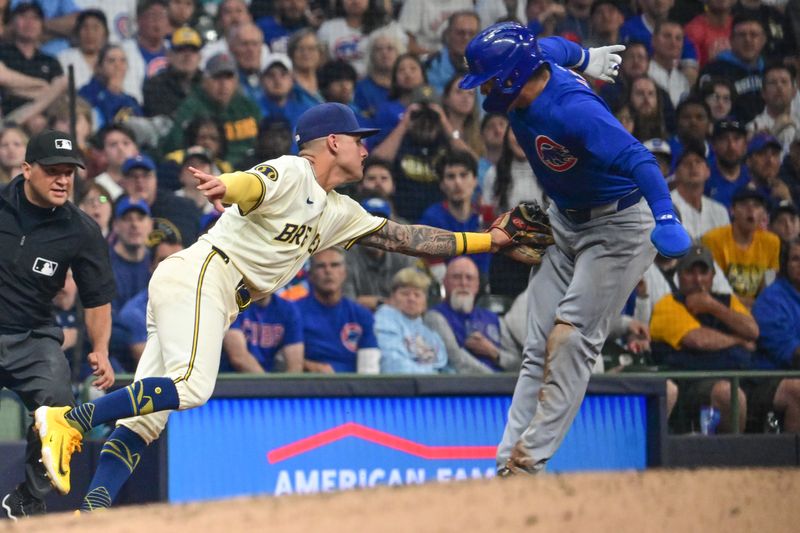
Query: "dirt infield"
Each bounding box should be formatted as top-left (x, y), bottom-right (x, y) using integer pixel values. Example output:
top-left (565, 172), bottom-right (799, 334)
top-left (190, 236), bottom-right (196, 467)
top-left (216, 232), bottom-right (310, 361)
top-left (4, 468), bottom-right (798, 533)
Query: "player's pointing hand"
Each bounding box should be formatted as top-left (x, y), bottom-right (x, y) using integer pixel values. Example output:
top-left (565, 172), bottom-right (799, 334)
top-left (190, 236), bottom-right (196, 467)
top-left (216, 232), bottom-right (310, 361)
top-left (584, 44), bottom-right (625, 83)
top-left (189, 166), bottom-right (226, 213)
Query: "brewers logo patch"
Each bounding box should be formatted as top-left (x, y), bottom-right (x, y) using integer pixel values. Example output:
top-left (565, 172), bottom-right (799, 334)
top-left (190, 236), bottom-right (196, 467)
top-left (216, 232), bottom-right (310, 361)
top-left (254, 165), bottom-right (279, 181)
top-left (535, 135), bottom-right (578, 172)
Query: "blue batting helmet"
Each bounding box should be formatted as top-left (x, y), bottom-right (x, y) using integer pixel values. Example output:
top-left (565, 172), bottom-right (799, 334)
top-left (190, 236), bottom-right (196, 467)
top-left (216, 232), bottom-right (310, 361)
top-left (459, 22), bottom-right (545, 100)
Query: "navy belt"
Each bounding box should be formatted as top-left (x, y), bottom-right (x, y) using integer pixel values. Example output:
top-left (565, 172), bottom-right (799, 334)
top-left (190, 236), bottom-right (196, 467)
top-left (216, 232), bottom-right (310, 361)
top-left (560, 191), bottom-right (643, 225)
top-left (212, 245), bottom-right (251, 311)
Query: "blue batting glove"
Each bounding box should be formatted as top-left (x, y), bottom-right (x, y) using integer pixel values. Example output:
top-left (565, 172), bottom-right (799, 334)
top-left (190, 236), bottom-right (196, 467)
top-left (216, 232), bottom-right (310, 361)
top-left (650, 214), bottom-right (691, 258)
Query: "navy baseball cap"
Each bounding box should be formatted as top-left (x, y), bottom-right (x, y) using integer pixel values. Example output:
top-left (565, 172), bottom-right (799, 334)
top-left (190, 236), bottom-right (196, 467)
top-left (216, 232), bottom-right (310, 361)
top-left (294, 103), bottom-right (379, 146)
top-left (732, 186), bottom-right (767, 206)
top-left (747, 133), bottom-right (782, 157)
top-left (122, 154), bottom-right (156, 174)
top-left (115, 196), bottom-right (151, 218)
top-left (361, 197), bottom-right (392, 218)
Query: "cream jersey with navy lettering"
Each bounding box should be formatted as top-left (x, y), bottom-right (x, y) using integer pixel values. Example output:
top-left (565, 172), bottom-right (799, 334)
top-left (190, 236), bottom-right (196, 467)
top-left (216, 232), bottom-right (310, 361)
top-left (200, 155), bottom-right (386, 298)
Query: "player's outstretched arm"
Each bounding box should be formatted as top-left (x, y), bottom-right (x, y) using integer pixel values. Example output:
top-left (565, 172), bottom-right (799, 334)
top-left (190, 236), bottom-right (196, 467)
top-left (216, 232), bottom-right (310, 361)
top-left (358, 220), bottom-right (511, 257)
top-left (189, 166), bottom-right (264, 214)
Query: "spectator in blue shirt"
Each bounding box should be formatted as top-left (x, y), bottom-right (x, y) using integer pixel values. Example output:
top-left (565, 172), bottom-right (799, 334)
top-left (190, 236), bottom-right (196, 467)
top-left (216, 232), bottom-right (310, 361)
top-left (117, 221), bottom-right (184, 366)
top-left (750, 237), bottom-right (800, 432)
top-left (375, 267), bottom-right (446, 374)
top-left (318, 59), bottom-right (365, 120)
top-left (109, 196), bottom-right (153, 369)
top-left (619, 0), bottom-right (699, 76)
top-left (368, 53), bottom-right (427, 149)
top-left (753, 238), bottom-right (800, 370)
top-left (419, 150), bottom-right (491, 274)
top-left (222, 294), bottom-right (304, 373)
top-left (425, 257), bottom-right (504, 374)
top-left (707, 118), bottom-right (750, 209)
top-left (296, 247), bottom-right (380, 373)
top-left (355, 30), bottom-right (403, 119)
top-left (79, 44), bottom-right (143, 129)
top-left (425, 11), bottom-right (480, 95)
top-left (256, 0), bottom-right (315, 53)
top-left (259, 53), bottom-right (312, 153)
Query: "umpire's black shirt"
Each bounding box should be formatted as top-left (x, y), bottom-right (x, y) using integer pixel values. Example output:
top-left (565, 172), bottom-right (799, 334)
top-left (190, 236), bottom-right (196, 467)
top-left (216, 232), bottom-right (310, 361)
top-left (0, 176), bottom-right (116, 334)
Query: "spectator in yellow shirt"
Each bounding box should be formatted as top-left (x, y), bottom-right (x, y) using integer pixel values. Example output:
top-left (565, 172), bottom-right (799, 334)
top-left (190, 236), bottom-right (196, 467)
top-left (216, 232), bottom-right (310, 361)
top-left (701, 187), bottom-right (780, 307)
top-left (650, 244), bottom-right (758, 432)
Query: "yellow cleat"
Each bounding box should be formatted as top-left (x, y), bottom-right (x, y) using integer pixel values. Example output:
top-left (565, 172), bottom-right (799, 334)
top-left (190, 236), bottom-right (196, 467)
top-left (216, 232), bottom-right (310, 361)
top-left (33, 406), bottom-right (83, 495)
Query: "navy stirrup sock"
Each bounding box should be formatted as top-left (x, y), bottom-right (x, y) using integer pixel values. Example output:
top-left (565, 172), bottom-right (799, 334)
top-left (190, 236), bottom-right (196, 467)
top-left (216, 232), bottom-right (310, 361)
top-left (80, 426), bottom-right (147, 511)
top-left (65, 377), bottom-right (180, 432)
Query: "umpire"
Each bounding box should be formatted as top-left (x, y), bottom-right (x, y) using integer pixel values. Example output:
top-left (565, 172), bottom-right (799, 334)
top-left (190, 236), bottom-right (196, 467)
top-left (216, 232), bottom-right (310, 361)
top-left (0, 131), bottom-right (115, 519)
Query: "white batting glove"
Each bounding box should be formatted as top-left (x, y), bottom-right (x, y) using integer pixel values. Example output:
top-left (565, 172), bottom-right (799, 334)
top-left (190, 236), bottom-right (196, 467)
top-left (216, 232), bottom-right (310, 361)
top-left (583, 44), bottom-right (625, 83)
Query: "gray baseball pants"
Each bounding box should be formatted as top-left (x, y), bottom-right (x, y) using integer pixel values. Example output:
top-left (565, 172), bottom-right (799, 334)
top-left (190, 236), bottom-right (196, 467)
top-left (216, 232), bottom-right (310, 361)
top-left (497, 198), bottom-right (656, 470)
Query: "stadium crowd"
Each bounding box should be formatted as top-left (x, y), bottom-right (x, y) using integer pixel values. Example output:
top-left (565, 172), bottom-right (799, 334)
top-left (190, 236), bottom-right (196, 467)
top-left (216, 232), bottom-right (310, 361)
top-left (1, 0), bottom-right (799, 434)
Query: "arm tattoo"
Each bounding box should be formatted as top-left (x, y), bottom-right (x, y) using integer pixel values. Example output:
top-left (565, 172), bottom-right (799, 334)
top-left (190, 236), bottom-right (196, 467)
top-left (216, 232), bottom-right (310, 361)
top-left (359, 220), bottom-right (456, 257)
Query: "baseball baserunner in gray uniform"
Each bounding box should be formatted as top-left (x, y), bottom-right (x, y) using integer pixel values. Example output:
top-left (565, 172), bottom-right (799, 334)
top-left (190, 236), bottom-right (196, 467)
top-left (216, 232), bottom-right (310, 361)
top-left (459, 23), bottom-right (692, 474)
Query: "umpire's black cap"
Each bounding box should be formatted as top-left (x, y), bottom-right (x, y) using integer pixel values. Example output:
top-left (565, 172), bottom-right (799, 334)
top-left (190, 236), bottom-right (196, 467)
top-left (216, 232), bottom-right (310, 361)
top-left (25, 130), bottom-right (85, 168)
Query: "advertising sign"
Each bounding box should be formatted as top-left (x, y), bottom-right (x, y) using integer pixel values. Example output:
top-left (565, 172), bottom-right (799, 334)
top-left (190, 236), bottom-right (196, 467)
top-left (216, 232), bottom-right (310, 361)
top-left (168, 394), bottom-right (647, 502)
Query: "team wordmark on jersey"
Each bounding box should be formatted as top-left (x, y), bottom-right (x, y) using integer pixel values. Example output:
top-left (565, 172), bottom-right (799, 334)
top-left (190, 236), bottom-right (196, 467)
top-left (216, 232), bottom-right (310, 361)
top-left (275, 223), bottom-right (321, 253)
top-left (535, 135), bottom-right (578, 172)
top-left (254, 165), bottom-right (279, 181)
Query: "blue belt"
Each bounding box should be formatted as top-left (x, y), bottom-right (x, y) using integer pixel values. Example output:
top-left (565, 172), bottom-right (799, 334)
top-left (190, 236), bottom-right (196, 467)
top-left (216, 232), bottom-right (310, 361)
top-left (560, 190), bottom-right (643, 225)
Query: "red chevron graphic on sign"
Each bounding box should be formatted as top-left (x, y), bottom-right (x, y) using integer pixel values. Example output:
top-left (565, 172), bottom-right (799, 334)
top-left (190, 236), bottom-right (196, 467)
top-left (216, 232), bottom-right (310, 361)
top-left (267, 422), bottom-right (496, 464)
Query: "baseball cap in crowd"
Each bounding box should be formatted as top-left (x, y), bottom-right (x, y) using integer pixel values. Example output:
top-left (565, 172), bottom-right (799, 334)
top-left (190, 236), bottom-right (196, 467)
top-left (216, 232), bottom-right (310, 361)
top-left (675, 142), bottom-right (707, 166)
top-left (361, 197), bottom-right (392, 218)
top-left (25, 130), bottom-right (85, 168)
top-left (590, 0), bottom-right (626, 17)
top-left (122, 154), bottom-right (156, 174)
top-left (115, 196), bottom-right (151, 218)
top-left (263, 53), bottom-right (292, 73)
top-left (771, 199), bottom-right (799, 220)
top-left (294, 103), bottom-right (380, 146)
top-left (747, 132), bottom-right (782, 157)
top-left (712, 118), bottom-right (746, 138)
top-left (182, 145), bottom-right (212, 166)
top-left (206, 53), bottom-right (237, 77)
top-left (10, 1), bottom-right (44, 19)
top-left (732, 186), bottom-right (767, 206)
top-left (147, 218), bottom-right (182, 247)
top-left (677, 244), bottom-right (715, 272)
top-left (259, 115), bottom-right (292, 134)
top-left (171, 26), bottom-right (202, 50)
top-left (643, 138), bottom-right (671, 158)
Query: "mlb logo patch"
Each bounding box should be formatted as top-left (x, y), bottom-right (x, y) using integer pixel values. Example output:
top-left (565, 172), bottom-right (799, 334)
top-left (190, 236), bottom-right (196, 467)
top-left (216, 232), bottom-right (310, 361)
top-left (54, 139), bottom-right (72, 150)
top-left (32, 257), bottom-right (58, 277)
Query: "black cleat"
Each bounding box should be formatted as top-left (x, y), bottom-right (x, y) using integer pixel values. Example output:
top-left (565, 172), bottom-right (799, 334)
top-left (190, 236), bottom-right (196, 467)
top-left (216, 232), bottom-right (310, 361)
top-left (1, 486), bottom-right (46, 521)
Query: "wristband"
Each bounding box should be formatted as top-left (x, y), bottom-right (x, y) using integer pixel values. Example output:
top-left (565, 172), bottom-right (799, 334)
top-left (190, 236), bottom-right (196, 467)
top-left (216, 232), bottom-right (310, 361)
top-left (578, 49), bottom-right (590, 72)
top-left (454, 232), bottom-right (492, 255)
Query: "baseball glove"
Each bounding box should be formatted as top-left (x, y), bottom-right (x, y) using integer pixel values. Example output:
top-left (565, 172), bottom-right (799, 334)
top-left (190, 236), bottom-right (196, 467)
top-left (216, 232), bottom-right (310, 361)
top-left (491, 201), bottom-right (554, 265)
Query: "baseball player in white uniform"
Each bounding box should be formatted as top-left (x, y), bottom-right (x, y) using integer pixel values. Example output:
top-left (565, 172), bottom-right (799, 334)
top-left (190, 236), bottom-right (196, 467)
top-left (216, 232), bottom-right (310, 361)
top-left (34, 103), bottom-right (521, 511)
